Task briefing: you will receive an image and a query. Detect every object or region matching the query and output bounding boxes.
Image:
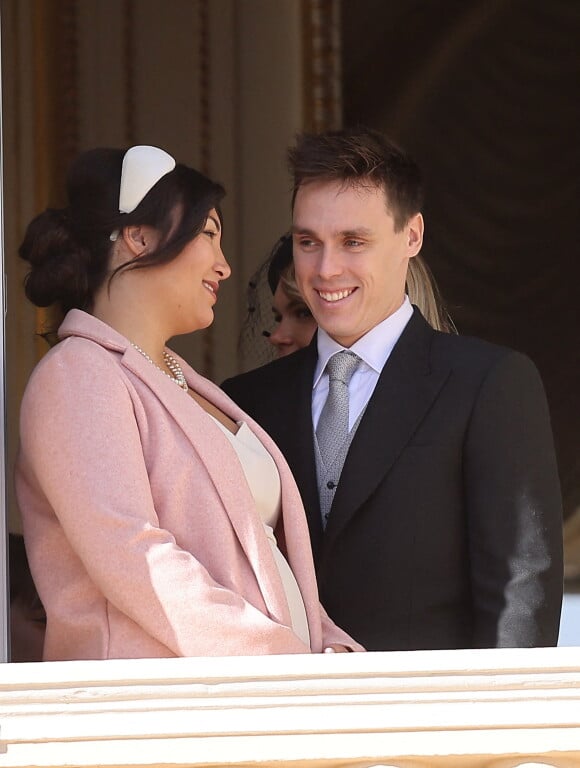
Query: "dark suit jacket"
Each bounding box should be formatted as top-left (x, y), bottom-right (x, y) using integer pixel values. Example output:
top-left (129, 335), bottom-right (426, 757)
top-left (222, 309), bottom-right (563, 650)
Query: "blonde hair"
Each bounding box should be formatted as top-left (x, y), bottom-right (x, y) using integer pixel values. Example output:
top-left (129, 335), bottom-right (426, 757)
top-left (279, 262), bottom-right (305, 305)
top-left (406, 255), bottom-right (455, 333)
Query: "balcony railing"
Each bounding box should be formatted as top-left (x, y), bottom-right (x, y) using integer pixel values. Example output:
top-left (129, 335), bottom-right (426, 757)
top-left (1, 647), bottom-right (579, 767)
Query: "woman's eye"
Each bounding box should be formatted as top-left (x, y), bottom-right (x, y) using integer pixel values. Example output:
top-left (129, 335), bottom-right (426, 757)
top-left (296, 308), bottom-right (313, 319)
top-left (204, 230), bottom-right (217, 239)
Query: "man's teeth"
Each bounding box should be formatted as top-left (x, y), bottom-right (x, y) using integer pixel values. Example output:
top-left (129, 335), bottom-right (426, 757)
top-left (203, 282), bottom-right (215, 293)
top-left (318, 289), bottom-right (354, 302)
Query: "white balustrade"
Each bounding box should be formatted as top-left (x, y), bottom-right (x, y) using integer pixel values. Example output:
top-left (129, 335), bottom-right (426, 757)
top-left (1, 647), bottom-right (579, 767)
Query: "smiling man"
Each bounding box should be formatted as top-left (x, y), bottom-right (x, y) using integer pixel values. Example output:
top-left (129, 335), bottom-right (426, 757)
top-left (223, 128), bottom-right (563, 651)
top-left (292, 179), bottom-right (422, 346)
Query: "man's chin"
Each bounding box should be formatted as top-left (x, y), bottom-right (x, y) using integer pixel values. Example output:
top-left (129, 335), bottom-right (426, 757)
top-left (318, 326), bottom-right (360, 348)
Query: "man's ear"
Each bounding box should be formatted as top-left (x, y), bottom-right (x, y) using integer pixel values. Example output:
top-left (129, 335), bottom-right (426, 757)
top-left (121, 225), bottom-right (158, 258)
top-left (406, 213), bottom-right (424, 258)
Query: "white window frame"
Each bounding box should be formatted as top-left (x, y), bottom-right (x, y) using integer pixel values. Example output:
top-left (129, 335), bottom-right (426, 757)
top-left (0, 15), bottom-right (9, 663)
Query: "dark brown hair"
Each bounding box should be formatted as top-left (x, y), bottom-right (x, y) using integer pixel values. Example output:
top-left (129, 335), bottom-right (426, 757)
top-left (267, 233), bottom-right (293, 294)
top-left (19, 147), bottom-right (225, 315)
top-left (288, 127), bottom-right (423, 231)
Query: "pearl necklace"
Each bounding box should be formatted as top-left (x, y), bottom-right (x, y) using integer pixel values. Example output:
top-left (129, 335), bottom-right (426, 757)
top-left (131, 343), bottom-right (189, 392)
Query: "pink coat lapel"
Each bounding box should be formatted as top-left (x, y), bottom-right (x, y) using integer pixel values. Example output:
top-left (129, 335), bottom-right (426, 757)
top-left (58, 310), bottom-right (321, 647)
top-left (121, 347), bottom-right (293, 627)
top-left (179, 364), bottom-right (323, 650)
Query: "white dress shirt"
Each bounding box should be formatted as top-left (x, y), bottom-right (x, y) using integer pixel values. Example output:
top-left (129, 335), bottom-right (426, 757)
top-left (312, 297), bottom-right (414, 431)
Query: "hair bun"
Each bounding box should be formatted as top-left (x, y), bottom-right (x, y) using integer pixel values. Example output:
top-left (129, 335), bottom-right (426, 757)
top-left (19, 207), bottom-right (90, 312)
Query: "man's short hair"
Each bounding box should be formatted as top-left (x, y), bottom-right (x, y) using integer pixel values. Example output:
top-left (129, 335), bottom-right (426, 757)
top-left (288, 127), bottom-right (423, 231)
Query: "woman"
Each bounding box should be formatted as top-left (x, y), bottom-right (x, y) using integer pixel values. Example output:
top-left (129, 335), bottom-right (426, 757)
top-left (264, 234), bottom-right (317, 356)
top-left (16, 145), bottom-right (363, 661)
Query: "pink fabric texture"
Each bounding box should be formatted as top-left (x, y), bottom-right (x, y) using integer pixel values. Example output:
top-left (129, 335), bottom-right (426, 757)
top-left (16, 310), bottom-right (362, 660)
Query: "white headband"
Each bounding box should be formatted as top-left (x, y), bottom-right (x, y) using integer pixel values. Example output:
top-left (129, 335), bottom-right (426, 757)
top-left (118, 145), bottom-right (176, 213)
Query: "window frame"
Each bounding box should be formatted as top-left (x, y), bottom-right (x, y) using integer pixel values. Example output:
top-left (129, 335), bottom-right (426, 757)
top-left (0, 18), bottom-right (9, 663)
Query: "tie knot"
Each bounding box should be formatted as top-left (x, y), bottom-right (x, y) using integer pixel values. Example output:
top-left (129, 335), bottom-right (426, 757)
top-left (326, 351), bottom-right (360, 385)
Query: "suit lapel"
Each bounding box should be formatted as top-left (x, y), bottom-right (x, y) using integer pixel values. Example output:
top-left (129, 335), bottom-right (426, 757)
top-left (323, 311), bottom-right (451, 545)
top-left (275, 343), bottom-right (324, 557)
top-left (122, 347), bottom-right (292, 626)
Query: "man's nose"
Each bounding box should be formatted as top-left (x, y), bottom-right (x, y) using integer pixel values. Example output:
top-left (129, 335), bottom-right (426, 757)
top-left (317, 246), bottom-right (342, 279)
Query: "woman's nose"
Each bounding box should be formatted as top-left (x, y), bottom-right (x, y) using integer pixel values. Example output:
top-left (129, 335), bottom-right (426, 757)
top-left (268, 322), bottom-right (292, 350)
top-left (216, 247), bottom-right (231, 279)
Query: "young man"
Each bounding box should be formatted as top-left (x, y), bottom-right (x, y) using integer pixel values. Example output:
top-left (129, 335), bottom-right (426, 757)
top-left (223, 128), bottom-right (563, 650)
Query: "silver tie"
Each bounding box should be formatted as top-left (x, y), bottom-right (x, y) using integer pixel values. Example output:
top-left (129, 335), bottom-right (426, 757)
top-left (316, 351), bottom-right (361, 469)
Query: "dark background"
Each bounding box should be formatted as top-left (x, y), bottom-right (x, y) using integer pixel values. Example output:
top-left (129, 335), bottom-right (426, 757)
top-left (342, 0), bottom-right (580, 518)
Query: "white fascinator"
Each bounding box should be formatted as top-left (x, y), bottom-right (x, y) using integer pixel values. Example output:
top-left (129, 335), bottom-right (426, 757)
top-left (118, 145), bottom-right (176, 213)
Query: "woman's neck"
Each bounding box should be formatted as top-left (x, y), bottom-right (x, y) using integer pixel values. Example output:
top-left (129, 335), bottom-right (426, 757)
top-left (92, 288), bottom-right (168, 367)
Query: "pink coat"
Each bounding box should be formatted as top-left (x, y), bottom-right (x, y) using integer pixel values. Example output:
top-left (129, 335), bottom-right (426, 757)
top-left (16, 310), bottom-right (363, 660)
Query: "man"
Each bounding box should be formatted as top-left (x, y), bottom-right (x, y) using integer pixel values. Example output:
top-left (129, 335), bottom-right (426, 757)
top-left (223, 128), bottom-right (563, 650)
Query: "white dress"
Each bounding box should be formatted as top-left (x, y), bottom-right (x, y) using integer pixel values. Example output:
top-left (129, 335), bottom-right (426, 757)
top-left (210, 416), bottom-right (311, 646)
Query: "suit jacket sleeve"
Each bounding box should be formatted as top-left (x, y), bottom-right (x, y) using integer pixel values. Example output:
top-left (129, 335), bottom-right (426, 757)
top-left (464, 350), bottom-right (563, 647)
top-left (18, 342), bottom-right (313, 657)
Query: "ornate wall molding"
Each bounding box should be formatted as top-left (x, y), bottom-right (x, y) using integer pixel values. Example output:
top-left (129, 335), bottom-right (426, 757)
top-left (301, 0), bottom-right (342, 131)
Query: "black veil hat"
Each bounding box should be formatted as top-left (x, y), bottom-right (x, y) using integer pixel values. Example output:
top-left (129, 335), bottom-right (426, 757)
top-left (266, 233), bottom-right (292, 294)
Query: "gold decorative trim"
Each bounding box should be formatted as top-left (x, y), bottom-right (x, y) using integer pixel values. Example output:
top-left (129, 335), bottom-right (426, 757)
top-left (301, 0), bottom-right (342, 132)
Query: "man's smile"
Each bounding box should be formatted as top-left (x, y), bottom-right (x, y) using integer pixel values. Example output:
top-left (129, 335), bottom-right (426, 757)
top-left (316, 288), bottom-right (356, 303)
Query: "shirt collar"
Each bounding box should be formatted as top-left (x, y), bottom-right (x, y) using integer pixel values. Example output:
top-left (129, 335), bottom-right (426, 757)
top-left (313, 296), bottom-right (414, 387)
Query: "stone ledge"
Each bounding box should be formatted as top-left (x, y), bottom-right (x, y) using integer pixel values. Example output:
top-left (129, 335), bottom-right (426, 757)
top-left (1, 647), bottom-right (579, 767)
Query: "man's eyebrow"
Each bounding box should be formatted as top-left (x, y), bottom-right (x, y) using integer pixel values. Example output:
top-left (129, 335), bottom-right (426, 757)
top-left (292, 226), bottom-right (374, 237)
top-left (341, 227), bottom-right (373, 237)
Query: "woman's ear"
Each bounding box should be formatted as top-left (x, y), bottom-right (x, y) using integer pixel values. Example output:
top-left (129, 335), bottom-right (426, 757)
top-left (121, 225), bottom-right (159, 258)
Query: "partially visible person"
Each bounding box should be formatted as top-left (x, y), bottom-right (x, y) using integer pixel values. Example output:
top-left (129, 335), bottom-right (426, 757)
top-left (16, 144), bottom-right (363, 661)
top-left (264, 234), bottom-right (317, 357)
top-left (269, 270), bottom-right (316, 356)
top-left (9, 533), bottom-right (46, 662)
top-left (223, 127), bottom-right (563, 651)
top-left (406, 253), bottom-right (455, 333)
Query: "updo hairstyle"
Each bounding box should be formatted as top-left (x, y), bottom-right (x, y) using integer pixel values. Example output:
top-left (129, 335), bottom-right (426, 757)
top-left (19, 148), bottom-right (225, 315)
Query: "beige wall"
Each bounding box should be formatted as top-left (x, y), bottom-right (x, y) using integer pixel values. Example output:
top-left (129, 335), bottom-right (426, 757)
top-left (2, 0), bottom-right (42, 534)
top-left (1, 0), bottom-right (305, 532)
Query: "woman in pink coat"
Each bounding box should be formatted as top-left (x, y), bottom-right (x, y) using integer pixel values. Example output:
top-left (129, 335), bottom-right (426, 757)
top-left (16, 145), bottom-right (363, 661)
